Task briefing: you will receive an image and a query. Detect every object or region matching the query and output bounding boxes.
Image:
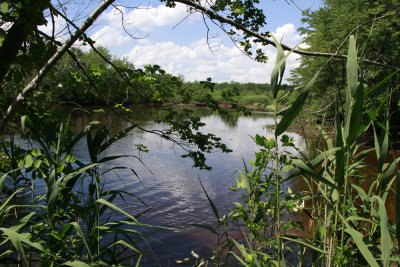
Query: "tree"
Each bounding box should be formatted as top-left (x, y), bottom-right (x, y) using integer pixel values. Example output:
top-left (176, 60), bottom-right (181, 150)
top-left (290, 0), bottom-right (400, 120)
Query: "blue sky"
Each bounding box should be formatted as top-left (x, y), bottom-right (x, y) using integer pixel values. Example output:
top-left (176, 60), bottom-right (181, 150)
top-left (44, 0), bottom-right (323, 83)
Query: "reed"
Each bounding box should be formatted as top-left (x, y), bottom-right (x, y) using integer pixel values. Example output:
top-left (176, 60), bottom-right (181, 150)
top-left (0, 111), bottom-right (158, 265)
top-left (195, 35), bottom-right (399, 266)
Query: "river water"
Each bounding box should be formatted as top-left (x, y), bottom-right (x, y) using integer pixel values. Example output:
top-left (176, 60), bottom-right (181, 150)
top-left (32, 106), bottom-right (308, 265)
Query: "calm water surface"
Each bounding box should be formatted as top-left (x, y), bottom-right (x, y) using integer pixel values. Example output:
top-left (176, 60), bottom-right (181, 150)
top-left (41, 107), bottom-right (308, 265)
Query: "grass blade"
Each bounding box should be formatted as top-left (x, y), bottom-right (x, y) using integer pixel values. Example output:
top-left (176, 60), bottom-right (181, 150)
top-left (346, 35), bottom-right (359, 98)
top-left (199, 177), bottom-right (220, 219)
top-left (344, 226), bottom-right (379, 267)
top-left (371, 196), bottom-right (391, 267)
top-left (275, 70), bottom-right (320, 137)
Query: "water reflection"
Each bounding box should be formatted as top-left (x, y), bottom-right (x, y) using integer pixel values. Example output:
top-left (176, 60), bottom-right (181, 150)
top-left (23, 106), bottom-right (307, 265)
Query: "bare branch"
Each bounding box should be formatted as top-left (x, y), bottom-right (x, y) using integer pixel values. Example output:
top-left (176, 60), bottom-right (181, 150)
top-left (111, 4), bottom-right (149, 40)
top-left (175, 0), bottom-right (400, 70)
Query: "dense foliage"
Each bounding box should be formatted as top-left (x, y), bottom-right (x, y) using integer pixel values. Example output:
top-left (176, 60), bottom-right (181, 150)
top-left (0, 0), bottom-right (399, 266)
top-left (290, 0), bottom-right (400, 124)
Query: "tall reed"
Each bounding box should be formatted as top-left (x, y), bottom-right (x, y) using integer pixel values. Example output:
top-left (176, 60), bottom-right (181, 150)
top-left (196, 35), bottom-right (399, 266)
top-left (0, 110), bottom-right (159, 265)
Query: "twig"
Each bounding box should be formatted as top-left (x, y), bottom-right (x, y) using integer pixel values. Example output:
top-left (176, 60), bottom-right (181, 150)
top-left (51, 8), bottom-right (151, 103)
top-left (175, 0), bottom-right (400, 70)
top-left (335, 9), bottom-right (400, 54)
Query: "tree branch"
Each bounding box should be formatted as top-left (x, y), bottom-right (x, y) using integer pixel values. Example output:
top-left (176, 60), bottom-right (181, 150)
top-left (335, 9), bottom-right (400, 54)
top-left (0, 0), bottom-right (116, 133)
top-left (52, 8), bottom-right (151, 103)
top-left (175, 0), bottom-right (400, 70)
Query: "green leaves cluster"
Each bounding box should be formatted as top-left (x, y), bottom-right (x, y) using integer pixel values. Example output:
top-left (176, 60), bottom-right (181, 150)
top-left (0, 112), bottom-right (157, 265)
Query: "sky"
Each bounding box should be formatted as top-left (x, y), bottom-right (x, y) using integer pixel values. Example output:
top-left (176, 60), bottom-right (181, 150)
top-left (44, 0), bottom-right (323, 83)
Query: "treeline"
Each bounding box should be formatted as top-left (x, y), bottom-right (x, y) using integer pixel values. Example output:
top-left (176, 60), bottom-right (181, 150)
top-left (38, 46), bottom-right (294, 106)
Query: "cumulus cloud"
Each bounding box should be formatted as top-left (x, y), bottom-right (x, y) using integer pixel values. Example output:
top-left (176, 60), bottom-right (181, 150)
top-left (101, 3), bottom-right (200, 32)
top-left (89, 26), bottom-right (131, 48)
top-left (124, 23), bottom-right (302, 83)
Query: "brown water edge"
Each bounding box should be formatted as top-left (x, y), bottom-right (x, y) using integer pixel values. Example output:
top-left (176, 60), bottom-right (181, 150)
top-left (289, 145), bottom-right (399, 247)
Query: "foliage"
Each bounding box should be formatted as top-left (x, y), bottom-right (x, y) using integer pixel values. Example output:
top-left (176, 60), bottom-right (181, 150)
top-left (0, 110), bottom-right (162, 265)
top-left (0, 0), bottom-right (56, 110)
top-left (39, 47), bottom-right (184, 105)
top-left (290, 0), bottom-right (400, 123)
top-left (195, 36), bottom-right (399, 266)
top-left (42, 48), bottom-right (294, 107)
top-left (164, 0), bottom-right (269, 62)
top-left (1, 0), bottom-right (399, 265)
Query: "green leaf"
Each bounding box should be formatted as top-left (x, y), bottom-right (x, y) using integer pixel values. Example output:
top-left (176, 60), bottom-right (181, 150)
top-left (365, 70), bottom-right (399, 97)
top-left (190, 224), bottom-right (218, 235)
top-left (0, 227), bottom-right (27, 264)
top-left (98, 124), bottom-right (137, 154)
top-left (0, 227), bottom-right (52, 263)
top-left (291, 159), bottom-right (339, 189)
top-left (271, 35), bottom-right (286, 99)
top-left (344, 226), bottom-right (379, 267)
top-left (371, 196), bottom-right (392, 267)
top-left (281, 236), bottom-right (327, 254)
top-left (24, 154), bottom-right (33, 168)
top-left (346, 83), bottom-right (364, 146)
top-left (0, 3), bottom-right (9, 13)
top-left (0, 188), bottom-right (24, 216)
top-left (379, 157), bottom-right (400, 194)
top-left (62, 261), bottom-right (92, 267)
top-left (284, 147), bottom-right (341, 182)
top-left (378, 120), bottom-right (389, 172)
top-left (335, 107), bottom-right (345, 186)
top-left (68, 222), bottom-right (93, 260)
top-left (346, 35), bottom-right (359, 98)
top-left (275, 69), bottom-right (320, 137)
top-left (109, 240), bottom-right (141, 254)
top-left (48, 164), bottom-right (97, 210)
top-left (96, 198), bottom-right (141, 225)
top-left (198, 178), bottom-right (219, 219)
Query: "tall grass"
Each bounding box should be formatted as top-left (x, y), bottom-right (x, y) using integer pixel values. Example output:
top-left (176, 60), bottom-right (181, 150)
top-left (194, 36), bottom-right (399, 266)
top-left (0, 111), bottom-right (159, 265)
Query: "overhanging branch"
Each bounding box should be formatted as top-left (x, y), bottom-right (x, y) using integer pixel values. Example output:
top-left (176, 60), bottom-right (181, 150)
top-left (0, 0), bottom-right (116, 133)
top-left (175, 0), bottom-right (400, 70)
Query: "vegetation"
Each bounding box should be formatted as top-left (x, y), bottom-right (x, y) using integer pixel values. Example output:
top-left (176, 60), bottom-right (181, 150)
top-left (0, 0), bottom-right (399, 266)
top-left (193, 35), bottom-right (400, 266)
top-left (36, 45), bottom-right (292, 106)
top-left (290, 0), bottom-right (400, 126)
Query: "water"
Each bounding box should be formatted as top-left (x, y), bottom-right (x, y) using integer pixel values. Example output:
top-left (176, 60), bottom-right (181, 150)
top-left (14, 106), bottom-right (307, 265)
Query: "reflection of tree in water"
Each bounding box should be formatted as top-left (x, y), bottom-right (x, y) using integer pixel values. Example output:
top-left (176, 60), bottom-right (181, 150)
top-left (64, 105), bottom-right (276, 133)
top-left (220, 114), bottom-right (239, 128)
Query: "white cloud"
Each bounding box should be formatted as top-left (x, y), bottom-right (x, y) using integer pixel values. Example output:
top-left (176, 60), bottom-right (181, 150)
top-left (101, 3), bottom-right (200, 32)
top-left (124, 24), bottom-right (302, 83)
top-left (89, 26), bottom-right (131, 48)
top-left (273, 24), bottom-right (302, 47)
top-left (38, 15), bottom-right (68, 41)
